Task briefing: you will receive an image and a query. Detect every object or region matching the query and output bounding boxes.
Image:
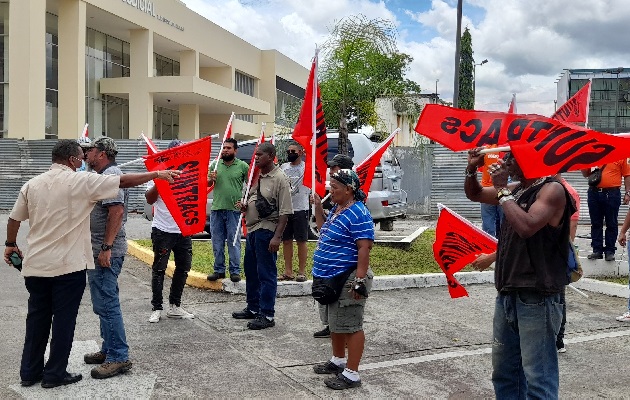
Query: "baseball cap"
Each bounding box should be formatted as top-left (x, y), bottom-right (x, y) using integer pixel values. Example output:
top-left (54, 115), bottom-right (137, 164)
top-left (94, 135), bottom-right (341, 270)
top-left (168, 139), bottom-right (184, 149)
top-left (327, 154), bottom-right (354, 169)
top-left (84, 136), bottom-right (118, 157)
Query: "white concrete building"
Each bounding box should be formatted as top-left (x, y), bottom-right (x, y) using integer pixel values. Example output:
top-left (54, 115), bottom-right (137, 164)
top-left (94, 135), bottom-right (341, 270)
top-left (2, 0), bottom-right (308, 140)
top-left (375, 94), bottom-right (438, 146)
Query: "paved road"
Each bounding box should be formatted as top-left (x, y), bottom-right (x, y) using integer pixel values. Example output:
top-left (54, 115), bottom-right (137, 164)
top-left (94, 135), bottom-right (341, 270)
top-left (2, 214), bottom-right (630, 398)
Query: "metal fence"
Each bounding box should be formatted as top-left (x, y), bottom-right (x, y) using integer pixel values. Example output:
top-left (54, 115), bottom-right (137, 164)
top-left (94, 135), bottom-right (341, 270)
top-left (0, 139), bottom-right (222, 213)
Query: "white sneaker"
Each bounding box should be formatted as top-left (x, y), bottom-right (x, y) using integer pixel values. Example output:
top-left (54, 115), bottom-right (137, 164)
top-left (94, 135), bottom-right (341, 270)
top-left (616, 312), bottom-right (630, 322)
top-left (166, 304), bottom-right (195, 319)
top-left (149, 310), bottom-right (161, 323)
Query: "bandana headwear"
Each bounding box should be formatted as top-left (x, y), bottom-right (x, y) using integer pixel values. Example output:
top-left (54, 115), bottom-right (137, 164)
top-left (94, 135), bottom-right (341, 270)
top-left (331, 169), bottom-right (367, 202)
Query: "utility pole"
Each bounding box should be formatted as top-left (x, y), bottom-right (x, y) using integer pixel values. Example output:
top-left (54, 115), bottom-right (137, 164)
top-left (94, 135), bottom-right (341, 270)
top-left (452, 0), bottom-right (463, 108)
top-left (473, 59), bottom-right (488, 108)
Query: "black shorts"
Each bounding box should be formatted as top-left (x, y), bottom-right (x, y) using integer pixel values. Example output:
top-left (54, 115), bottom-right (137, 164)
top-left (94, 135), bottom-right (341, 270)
top-left (282, 210), bottom-right (309, 242)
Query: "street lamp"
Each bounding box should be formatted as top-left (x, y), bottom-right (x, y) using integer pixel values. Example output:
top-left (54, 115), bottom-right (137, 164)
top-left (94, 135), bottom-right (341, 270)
top-left (604, 67), bottom-right (624, 134)
top-left (435, 79), bottom-right (439, 103)
top-left (473, 59), bottom-right (488, 107)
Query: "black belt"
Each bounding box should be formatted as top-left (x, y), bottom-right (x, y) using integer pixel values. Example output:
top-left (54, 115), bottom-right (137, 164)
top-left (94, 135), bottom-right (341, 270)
top-left (590, 187), bottom-right (620, 192)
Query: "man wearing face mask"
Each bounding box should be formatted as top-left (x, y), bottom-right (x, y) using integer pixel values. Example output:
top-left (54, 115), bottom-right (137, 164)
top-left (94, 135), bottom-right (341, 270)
top-left (279, 142), bottom-right (310, 282)
top-left (207, 138), bottom-right (249, 283)
top-left (3, 139), bottom-right (179, 389)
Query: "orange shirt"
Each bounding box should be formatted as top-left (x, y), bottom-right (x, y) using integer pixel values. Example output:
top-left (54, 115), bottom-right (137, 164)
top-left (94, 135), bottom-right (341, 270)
top-left (559, 177), bottom-right (580, 221)
top-left (592, 159), bottom-right (630, 188)
top-left (481, 152), bottom-right (503, 187)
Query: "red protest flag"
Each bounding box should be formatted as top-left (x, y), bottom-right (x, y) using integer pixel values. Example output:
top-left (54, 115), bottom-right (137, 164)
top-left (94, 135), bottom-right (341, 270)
top-left (509, 120), bottom-right (630, 178)
top-left (355, 129), bottom-right (399, 198)
top-left (81, 123), bottom-right (89, 139)
top-left (144, 136), bottom-right (211, 236)
top-left (507, 93), bottom-right (517, 114)
top-left (433, 204), bottom-right (498, 298)
top-left (292, 52), bottom-right (328, 197)
top-left (550, 80), bottom-right (591, 124)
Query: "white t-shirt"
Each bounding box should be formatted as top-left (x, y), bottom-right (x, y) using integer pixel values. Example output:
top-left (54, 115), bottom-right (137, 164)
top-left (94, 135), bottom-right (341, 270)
top-left (280, 161), bottom-right (310, 211)
top-left (147, 180), bottom-right (181, 233)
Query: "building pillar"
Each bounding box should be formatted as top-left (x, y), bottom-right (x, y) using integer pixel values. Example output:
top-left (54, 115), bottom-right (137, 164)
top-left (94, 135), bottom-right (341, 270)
top-left (57, 0), bottom-right (86, 139)
top-left (8, 0), bottom-right (46, 139)
top-left (179, 50), bottom-right (198, 77)
top-left (179, 104), bottom-right (199, 140)
top-left (129, 29), bottom-right (153, 137)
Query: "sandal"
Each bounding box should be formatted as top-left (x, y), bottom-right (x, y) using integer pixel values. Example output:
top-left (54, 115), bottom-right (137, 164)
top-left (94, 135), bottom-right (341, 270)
top-left (295, 275), bottom-right (307, 282)
top-left (324, 373), bottom-right (362, 390)
top-left (278, 274), bottom-right (295, 281)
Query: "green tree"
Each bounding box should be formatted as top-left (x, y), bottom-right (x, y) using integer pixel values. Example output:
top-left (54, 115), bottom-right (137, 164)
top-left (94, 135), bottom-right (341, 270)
top-left (320, 15), bottom-right (420, 155)
top-left (458, 27), bottom-right (474, 110)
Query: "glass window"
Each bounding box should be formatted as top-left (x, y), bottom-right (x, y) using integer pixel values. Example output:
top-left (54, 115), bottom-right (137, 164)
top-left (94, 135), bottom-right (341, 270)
top-left (0, 2), bottom-right (9, 35)
top-left (106, 98), bottom-right (123, 139)
top-left (235, 71), bottom-right (255, 96)
top-left (45, 89), bottom-right (58, 139)
top-left (0, 35), bottom-right (7, 82)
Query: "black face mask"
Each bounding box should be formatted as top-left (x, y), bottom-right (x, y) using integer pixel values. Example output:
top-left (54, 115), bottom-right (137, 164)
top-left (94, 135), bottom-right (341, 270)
top-left (287, 153), bottom-right (300, 162)
top-left (221, 153), bottom-right (235, 161)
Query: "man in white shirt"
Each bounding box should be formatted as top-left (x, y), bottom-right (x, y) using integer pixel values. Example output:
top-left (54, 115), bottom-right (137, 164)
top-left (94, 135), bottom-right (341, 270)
top-left (145, 140), bottom-right (194, 323)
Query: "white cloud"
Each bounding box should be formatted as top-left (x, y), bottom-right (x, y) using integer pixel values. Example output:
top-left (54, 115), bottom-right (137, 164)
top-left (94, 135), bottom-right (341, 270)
top-left (181, 0), bottom-right (630, 117)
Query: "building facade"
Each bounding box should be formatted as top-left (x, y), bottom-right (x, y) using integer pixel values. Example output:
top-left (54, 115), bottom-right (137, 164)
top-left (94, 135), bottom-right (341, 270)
top-left (1, 0), bottom-right (307, 140)
top-left (556, 68), bottom-right (630, 134)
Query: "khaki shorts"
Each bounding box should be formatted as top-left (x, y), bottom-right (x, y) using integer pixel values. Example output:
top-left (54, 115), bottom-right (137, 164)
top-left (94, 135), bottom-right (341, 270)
top-left (318, 268), bottom-right (374, 334)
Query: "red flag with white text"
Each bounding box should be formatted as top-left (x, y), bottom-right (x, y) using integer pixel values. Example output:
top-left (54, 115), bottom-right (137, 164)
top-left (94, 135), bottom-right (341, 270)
top-left (550, 80), bottom-right (591, 124)
top-left (433, 205), bottom-right (497, 298)
top-left (355, 129), bottom-right (399, 197)
top-left (143, 136), bottom-right (211, 236)
top-left (292, 55), bottom-right (328, 197)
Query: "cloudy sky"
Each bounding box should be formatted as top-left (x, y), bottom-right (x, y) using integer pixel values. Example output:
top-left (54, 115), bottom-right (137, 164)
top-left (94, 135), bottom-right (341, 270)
top-left (182, 0), bottom-right (629, 116)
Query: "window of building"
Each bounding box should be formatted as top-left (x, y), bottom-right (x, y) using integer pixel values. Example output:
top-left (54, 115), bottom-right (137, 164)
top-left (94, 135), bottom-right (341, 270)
top-left (275, 89), bottom-right (302, 128)
top-left (85, 27), bottom-right (131, 139)
top-left (235, 71), bottom-right (255, 96)
top-left (153, 106), bottom-right (179, 140)
top-left (154, 54), bottom-right (180, 77)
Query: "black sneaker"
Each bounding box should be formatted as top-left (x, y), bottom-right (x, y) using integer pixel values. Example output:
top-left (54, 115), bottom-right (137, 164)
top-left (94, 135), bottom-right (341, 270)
top-left (605, 253), bottom-right (615, 261)
top-left (232, 308), bottom-right (257, 319)
top-left (313, 360), bottom-right (345, 374)
top-left (230, 273), bottom-right (241, 283)
top-left (324, 373), bottom-right (362, 390)
top-left (247, 315), bottom-right (275, 330)
top-left (207, 272), bottom-right (226, 281)
top-left (587, 252), bottom-right (603, 260)
top-left (313, 326), bottom-right (331, 338)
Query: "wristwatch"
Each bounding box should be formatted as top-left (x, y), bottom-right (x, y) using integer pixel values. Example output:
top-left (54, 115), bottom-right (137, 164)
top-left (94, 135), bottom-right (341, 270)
top-left (496, 187), bottom-right (511, 200)
top-left (5, 241), bottom-right (17, 247)
top-left (100, 243), bottom-right (113, 251)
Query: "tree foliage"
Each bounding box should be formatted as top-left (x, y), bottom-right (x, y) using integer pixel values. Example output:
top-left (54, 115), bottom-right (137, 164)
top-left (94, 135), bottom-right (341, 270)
top-left (320, 15), bottom-right (420, 155)
top-left (458, 27), bottom-right (474, 110)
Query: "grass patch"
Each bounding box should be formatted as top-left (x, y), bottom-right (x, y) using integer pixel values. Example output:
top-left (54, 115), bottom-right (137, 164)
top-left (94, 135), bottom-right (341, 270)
top-left (133, 229), bottom-right (455, 277)
top-left (593, 276), bottom-right (628, 285)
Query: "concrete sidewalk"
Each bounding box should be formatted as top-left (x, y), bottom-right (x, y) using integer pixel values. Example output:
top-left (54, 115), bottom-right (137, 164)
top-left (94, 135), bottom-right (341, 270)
top-left (2, 253), bottom-right (630, 398)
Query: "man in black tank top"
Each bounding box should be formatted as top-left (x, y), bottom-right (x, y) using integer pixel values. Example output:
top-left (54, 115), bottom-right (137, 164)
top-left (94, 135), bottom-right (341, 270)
top-left (464, 149), bottom-right (575, 400)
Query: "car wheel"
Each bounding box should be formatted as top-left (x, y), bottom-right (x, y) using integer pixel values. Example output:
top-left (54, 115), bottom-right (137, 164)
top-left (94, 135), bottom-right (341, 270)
top-left (307, 207), bottom-right (330, 240)
top-left (380, 218), bottom-right (394, 231)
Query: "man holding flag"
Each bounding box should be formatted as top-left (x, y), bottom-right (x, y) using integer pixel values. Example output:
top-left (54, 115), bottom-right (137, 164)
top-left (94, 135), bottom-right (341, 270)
top-left (464, 148), bottom-right (575, 399)
top-left (207, 138), bottom-right (249, 283)
top-left (232, 142), bottom-right (293, 330)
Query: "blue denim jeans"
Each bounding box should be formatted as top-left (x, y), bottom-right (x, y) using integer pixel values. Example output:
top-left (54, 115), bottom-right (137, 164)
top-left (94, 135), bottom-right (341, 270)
top-left (587, 188), bottom-right (621, 255)
top-left (492, 290), bottom-right (563, 400)
top-left (210, 210), bottom-right (242, 275)
top-left (481, 203), bottom-right (504, 238)
top-left (87, 256), bottom-right (129, 363)
top-left (243, 229), bottom-right (277, 318)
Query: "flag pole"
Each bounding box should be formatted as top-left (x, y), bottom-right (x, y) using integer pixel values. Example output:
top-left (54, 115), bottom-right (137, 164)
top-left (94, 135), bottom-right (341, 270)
top-left (311, 47), bottom-right (319, 197)
top-left (233, 123), bottom-right (266, 246)
top-left (478, 146), bottom-right (510, 154)
top-left (213, 112), bottom-right (235, 172)
top-left (585, 78), bottom-right (592, 129)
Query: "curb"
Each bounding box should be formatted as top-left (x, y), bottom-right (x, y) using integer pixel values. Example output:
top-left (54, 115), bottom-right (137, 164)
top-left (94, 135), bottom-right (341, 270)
top-left (127, 241), bottom-right (629, 299)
